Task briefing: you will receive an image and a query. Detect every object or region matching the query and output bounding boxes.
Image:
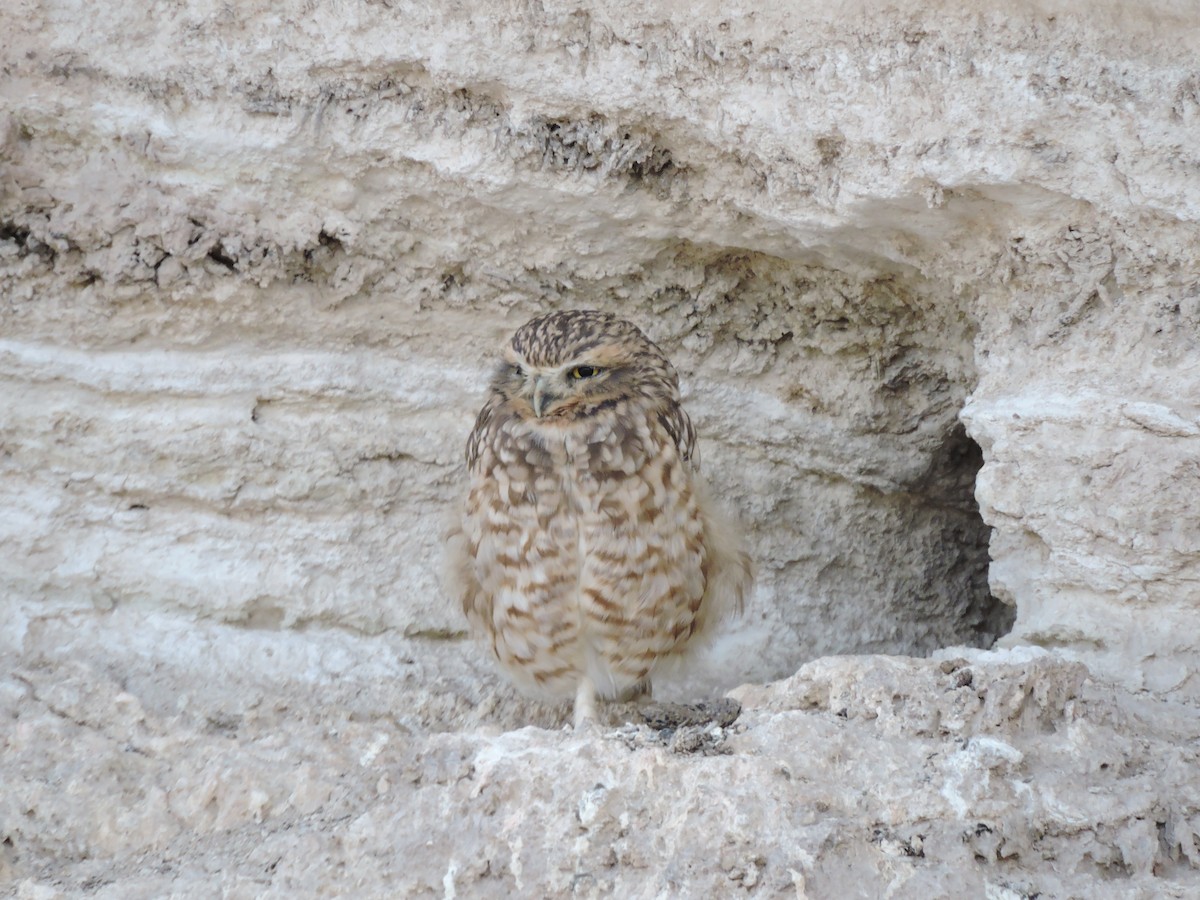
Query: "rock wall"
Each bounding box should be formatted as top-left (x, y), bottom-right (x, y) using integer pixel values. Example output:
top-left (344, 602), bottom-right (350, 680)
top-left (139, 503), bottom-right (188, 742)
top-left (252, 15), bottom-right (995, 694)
top-left (2, 0), bottom-right (1199, 895)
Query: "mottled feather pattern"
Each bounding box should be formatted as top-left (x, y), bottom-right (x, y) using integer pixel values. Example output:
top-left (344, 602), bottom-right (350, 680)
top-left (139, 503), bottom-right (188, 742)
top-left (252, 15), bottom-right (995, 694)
top-left (449, 309), bottom-right (753, 724)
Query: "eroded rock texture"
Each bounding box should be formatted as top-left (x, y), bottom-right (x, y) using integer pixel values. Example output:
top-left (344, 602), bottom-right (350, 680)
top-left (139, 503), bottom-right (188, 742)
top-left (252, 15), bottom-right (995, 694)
top-left (4, 640), bottom-right (1199, 897)
top-left (2, 0), bottom-right (1199, 895)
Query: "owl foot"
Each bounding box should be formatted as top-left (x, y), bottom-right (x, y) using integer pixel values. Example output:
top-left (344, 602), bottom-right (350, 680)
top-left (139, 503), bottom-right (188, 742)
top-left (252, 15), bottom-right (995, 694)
top-left (614, 678), bottom-right (653, 704)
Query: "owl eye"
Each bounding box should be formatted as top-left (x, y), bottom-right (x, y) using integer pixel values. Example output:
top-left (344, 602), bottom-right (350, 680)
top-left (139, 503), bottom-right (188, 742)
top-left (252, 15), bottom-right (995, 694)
top-left (569, 365), bottom-right (601, 380)
top-left (512, 364), bottom-right (525, 378)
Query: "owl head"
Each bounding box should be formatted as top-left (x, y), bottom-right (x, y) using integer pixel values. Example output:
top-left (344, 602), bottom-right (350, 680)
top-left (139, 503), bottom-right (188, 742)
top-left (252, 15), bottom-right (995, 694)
top-left (493, 309), bottom-right (680, 423)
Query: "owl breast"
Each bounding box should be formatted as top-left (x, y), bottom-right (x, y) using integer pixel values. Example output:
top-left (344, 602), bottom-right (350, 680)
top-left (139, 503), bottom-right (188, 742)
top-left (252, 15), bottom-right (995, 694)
top-left (464, 409), bottom-right (707, 701)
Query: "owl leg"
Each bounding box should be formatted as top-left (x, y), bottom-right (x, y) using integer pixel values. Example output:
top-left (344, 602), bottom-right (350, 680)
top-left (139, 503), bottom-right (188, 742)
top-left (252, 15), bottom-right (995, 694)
top-left (573, 676), bottom-right (599, 729)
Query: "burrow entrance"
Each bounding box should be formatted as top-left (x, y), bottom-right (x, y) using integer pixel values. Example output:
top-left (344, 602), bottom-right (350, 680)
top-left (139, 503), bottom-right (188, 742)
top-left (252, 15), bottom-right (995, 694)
top-left (908, 421), bottom-right (1016, 651)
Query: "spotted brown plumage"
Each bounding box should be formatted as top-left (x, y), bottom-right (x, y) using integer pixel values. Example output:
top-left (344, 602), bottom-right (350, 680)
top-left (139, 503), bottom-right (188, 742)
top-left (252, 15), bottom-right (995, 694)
top-left (447, 309), bottom-right (753, 727)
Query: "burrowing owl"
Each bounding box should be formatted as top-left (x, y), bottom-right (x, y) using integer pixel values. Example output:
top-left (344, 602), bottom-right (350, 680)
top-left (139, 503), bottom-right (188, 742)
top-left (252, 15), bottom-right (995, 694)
top-left (448, 309), bottom-right (753, 727)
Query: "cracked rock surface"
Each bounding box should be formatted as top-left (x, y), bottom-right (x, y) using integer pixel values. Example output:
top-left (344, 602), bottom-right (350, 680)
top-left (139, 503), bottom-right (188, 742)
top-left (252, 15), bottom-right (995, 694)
top-left (5, 634), bottom-right (1199, 897)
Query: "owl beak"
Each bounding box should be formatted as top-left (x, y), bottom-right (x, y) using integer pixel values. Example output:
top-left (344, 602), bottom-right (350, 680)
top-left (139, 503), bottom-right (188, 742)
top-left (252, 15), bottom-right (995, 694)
top-left (531, 375), bottom-right (556, 418)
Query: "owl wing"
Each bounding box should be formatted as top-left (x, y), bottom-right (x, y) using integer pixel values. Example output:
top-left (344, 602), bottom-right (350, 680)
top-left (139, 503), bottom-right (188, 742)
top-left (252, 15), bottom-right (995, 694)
top-left (466, 393), bottom-right (505, 472)
top-left (447, 515), bottom-right (499, 630)
top-left (660, 400), bottom-right (753, 632)
top-left (658, 403), bottom-right (700, 471)
top-left (455, 393), bottom-right (507, 624)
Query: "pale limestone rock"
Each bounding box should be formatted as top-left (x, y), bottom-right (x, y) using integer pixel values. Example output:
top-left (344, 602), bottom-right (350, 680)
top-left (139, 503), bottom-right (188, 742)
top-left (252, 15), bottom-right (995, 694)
top-left (2, 0), bottom-right (1200, 895)
top-left (3, 635), bottom-right (1198, 896)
